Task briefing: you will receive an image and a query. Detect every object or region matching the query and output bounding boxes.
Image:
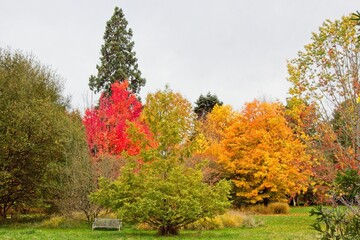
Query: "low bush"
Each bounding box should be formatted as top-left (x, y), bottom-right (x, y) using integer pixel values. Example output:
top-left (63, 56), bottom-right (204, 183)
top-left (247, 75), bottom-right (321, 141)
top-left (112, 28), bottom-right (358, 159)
top-left (41, 215), bottom-right (85, 228)
top-left (41, 216), bottom-right (66, 228)
top-left (268, 202), bottom-right (290, 214)
top-left (184, 217), bottom-right (223, 230)
top-left (310, 205), bottom-right (360, 240)
top-left (184, 210), bottom-right (244, 230)
top-left (245, 202), bottom-right (289, 215)
top-left (245, 205), bottom-right (271, 215)
top-left (219, 210), bottom-right (244, 228)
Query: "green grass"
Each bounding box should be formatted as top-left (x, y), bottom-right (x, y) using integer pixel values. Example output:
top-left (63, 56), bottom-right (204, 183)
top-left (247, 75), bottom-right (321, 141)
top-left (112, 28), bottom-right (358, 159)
top-left (0, 207), bottom-right (318, 240)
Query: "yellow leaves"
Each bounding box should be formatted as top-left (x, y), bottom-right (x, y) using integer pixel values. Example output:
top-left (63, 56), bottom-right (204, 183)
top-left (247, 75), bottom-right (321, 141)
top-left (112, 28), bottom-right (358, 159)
top-left (202, 104), bottom-right (238, 143)
top-left (193, 133), bottom-right (210, 153)
top-left (142, 87), bottom-right (195, 158)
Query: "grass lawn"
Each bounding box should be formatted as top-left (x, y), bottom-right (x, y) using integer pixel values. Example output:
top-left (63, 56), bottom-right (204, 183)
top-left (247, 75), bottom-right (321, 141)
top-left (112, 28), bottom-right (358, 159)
top-left (0, 207), bottom-right (318, 240)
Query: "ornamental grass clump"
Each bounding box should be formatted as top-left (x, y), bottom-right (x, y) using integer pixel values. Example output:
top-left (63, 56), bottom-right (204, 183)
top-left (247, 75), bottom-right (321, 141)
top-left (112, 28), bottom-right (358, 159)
top-left (184, 210), bottom-right (244, 230)
top-left (245, 202), bottom-right (289, 215)
top-left (268, 202), bottom-right (290, 214)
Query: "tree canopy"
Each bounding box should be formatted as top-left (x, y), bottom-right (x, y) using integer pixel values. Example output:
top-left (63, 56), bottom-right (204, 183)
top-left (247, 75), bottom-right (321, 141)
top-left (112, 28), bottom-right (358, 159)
top-left (141, 86), bottom-right (196, 159)
top-left (219, 100), bottom-right (312, 205)
top-left (0, 49), bottom-right (89, 219)
top-left (194, 92), bottom-right (223, 119)
top-left (83, 81), bottom-right (153, 158)
top-left (91, 157), bottom-right (231, 235)
top-left (89, 7), bottom-right (145, 96)
top-left (287, 15), bottom-right (360, 165)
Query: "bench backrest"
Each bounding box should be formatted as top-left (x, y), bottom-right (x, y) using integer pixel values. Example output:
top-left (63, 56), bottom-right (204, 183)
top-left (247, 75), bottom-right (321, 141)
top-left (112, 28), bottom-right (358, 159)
top-left (93, 218), bottom-right (120, 227)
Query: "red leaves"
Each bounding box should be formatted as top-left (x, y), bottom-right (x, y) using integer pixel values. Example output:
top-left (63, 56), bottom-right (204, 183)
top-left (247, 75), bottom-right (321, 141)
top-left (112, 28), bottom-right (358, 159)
top-left (83, 80), bottom-right (153, 157)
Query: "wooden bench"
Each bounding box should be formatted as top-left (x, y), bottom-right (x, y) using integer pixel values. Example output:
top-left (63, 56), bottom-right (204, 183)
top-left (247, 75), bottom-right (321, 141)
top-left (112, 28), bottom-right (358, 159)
top-left (92, 218), bottom-right (122, 231)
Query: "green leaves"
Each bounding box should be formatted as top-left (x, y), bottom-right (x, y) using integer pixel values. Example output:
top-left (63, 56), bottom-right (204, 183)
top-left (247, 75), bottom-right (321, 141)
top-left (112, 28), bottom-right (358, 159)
top-left (91, 157), bottom-right (231, 235)
top-left (142, 87), bottom-right (196, 159)
top-left (0, 49), bottom-right (90, 219)
top-left (310, 206), bottom-right (360, 240)
top-left (89, 7), bottom-right (145, 96)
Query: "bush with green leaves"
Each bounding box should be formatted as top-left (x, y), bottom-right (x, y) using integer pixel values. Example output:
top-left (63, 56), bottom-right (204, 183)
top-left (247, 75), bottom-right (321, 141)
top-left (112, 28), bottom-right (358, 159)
top-left (91, 158), bottom-right (231, 235)
top-left (310, 205), bottom-right (360, 240)
top-left (309, 168), bottom-right (360, 239)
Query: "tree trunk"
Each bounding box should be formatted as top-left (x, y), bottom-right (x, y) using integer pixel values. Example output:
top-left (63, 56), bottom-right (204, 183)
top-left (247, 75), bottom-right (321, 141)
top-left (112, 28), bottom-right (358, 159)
top-left (158, 226), bottom-right (179, 236)
top-left (2, 205), bottom-right (7, 221)
top-left (263, 198), bottom-right (269, 207)
top-left (356, 103), bottom-right (360, 162)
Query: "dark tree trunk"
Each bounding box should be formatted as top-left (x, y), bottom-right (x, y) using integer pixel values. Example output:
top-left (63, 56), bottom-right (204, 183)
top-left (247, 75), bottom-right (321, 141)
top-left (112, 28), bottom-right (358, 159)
top-left (263, 198), bottom-right (270, 207)
top-left (1, 205), bottom-right (7, 221)
top-left (158, 226), bottom-right (179, 236)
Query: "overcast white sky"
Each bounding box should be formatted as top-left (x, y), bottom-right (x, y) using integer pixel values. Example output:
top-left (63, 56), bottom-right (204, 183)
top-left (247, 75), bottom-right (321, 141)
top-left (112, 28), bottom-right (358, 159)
top-left (1, 1), bottom-right (360, 110)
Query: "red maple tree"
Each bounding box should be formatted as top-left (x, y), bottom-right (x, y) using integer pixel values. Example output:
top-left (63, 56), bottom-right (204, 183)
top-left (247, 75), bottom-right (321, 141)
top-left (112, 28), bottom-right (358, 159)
top-left (83, 81), bottom-right (154, 157)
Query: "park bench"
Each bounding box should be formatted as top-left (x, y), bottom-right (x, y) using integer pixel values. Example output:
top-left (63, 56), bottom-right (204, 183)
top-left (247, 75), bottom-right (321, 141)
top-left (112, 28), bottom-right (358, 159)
top-left (92, 218), bottom-right (122, 231)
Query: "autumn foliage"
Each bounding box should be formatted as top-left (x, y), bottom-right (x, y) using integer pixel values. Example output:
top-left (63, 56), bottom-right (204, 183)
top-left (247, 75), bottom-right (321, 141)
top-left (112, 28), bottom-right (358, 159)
top-left (83, 81), bottom-right (154, 157)
top-left (219, 100), bottom-right (312, 204)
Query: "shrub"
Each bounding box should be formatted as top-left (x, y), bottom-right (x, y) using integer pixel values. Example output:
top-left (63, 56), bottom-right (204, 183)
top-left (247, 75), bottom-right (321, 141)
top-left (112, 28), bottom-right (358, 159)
top-left (219, 210), bottom-right (244, 228)
top-left (245, 205), bottom-right (271, 215)
top-left (310, 205), bottom-right (360, 240)
top-left (184, 210), bottom-right (244, 230)
top-left (268, 202), bottom-right (289, 214)
top-left (244, 202), bottom-right (289, 215)
top-left (41, 216), bottom-right (66, 228)
top-left (41, 215), bottom-right (85, 228)
top-left (91, 158), bottom-right (231, 235)
top-left (184, 217), bottom-right (224, 230)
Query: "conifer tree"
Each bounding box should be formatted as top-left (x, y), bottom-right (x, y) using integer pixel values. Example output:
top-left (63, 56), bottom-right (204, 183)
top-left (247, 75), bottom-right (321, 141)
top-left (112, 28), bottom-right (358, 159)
top-left (194, 92), bottom-right (223, 119)
top-left (89, 7), bottom-right (145, 96)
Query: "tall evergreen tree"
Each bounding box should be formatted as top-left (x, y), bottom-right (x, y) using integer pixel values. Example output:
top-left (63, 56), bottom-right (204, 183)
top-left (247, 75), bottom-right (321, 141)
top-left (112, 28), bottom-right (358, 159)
top-left (89, 7), bottom-right (145, 96)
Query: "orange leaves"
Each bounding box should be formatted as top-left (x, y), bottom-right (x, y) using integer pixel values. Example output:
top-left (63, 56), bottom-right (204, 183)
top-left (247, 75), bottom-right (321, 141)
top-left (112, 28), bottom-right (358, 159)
top-left (218, 100), bottom-right (312, 204)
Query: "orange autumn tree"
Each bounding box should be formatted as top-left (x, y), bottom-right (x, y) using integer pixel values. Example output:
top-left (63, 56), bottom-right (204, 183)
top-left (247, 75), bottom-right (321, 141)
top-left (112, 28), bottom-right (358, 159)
top-left (219, 100), bottom-right (312, 205)
top-left (190, 105), bottom-right (238, 183)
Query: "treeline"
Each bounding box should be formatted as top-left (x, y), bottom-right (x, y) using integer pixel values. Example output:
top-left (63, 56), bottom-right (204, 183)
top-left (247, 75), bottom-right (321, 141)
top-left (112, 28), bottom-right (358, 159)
top-left (1, 7), bottom-right (360, 236)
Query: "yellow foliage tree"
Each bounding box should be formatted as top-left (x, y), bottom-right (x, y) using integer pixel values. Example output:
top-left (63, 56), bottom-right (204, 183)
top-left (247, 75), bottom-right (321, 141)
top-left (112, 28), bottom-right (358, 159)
top-left (189, 105), bottom-right (238, 184)
top-left (141, 86), bottom-right (196, 159)
top-left (219, 100), bottom-right (312, 205)
top-left (195, 104), bottom-right (238, 154)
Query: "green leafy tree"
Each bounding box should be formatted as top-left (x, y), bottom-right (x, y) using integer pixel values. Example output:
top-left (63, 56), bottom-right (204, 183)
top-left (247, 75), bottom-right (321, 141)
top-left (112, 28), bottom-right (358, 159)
top-left (0, 49), bottom-right (89, 219)
top-left (287, 15), bottom-right (360, 165)
top-left (142, 86), bottom-right (196, 159)
top-left (194, 92), bottom-right (223, 119)
top-left (91, 157), bottom-right (231, 235)
top-left (89, 7), bottom-right (145, 96)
